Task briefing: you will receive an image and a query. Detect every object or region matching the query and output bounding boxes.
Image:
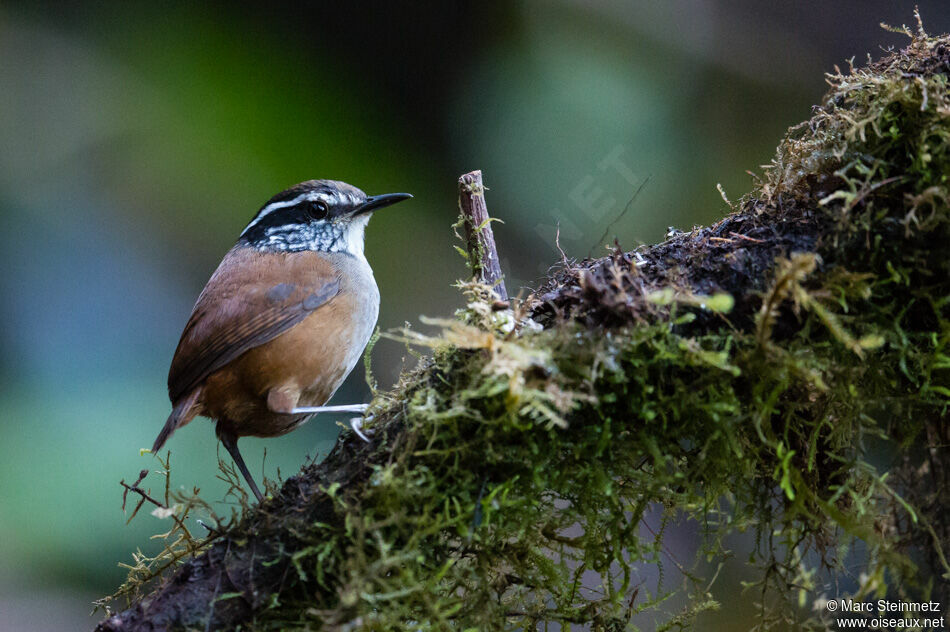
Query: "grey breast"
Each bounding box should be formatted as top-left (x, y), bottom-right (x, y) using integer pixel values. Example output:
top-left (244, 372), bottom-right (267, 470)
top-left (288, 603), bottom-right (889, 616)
top-left (330, 252), bottom-right (380, 366)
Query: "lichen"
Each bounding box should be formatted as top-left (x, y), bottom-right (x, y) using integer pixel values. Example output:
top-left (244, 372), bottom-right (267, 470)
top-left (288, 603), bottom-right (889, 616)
top-left (100, 23), bottom-right (949, 632)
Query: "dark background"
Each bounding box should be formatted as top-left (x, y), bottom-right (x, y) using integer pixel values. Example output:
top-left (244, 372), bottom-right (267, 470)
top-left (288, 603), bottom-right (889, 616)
top-left (0, 2), bottom-right (946, 629)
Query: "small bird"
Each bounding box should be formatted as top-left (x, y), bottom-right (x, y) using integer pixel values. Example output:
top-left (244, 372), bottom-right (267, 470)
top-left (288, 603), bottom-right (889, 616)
top-left (151, 180), bottom-right (412, 501)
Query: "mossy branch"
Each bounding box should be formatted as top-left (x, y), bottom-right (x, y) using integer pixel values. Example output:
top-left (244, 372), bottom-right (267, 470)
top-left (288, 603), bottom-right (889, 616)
top-left (97, 30), bottom-right (949, 631)
top-left (458, 169), bottom-right (508, 302)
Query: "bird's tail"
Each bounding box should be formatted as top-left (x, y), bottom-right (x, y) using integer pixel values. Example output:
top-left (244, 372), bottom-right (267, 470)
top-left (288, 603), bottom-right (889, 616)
top-left (152, 389), bottom-right (200, 453)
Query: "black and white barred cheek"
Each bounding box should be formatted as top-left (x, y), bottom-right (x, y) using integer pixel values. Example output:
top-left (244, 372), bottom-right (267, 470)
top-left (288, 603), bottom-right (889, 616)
top-left (240, 180), bottom-right (366, 240)
top-left (238, 180), bottom-right (368, 255)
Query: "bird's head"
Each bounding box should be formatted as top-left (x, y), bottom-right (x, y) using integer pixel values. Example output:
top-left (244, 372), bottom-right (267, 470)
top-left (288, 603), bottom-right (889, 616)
top-left (239, 180), bottom-right (412, 257)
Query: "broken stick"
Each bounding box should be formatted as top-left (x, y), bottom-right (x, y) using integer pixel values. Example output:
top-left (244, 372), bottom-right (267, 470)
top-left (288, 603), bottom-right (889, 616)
top-left (458, 170), bottom-right (508, 302)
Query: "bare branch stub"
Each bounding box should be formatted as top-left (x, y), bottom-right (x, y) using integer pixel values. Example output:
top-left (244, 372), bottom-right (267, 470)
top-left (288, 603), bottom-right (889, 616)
top-left (459, 170), bottom-right (508, 301)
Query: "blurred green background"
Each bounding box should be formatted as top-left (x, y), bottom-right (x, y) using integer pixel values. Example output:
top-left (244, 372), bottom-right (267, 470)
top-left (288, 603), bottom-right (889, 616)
top-left (0, 2), bottom-right (945, 629)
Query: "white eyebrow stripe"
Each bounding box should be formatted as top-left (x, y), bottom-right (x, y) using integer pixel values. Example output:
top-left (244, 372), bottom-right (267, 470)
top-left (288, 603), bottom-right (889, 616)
top-left (240, 191), bottom-right (330, 236)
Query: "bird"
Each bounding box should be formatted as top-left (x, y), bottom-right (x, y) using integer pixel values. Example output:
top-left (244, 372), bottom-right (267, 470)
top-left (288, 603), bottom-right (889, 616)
top-left (151, 180), bottom-right (412, 502)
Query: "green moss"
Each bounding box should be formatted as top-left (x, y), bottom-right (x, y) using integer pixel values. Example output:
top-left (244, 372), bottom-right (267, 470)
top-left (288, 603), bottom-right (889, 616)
top-left (106, 26), bottom-right (950, 631)
top-left (261, 27), bottom-right (950, 623)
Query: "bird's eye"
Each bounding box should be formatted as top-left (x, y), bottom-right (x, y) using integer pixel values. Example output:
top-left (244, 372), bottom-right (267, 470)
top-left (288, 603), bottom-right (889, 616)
top-left (307, 200), bottom-right (329, 220)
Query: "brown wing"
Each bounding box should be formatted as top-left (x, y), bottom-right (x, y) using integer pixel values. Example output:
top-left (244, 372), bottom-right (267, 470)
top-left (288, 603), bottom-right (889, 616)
top-left (168, 247), bottom-right (340, 403)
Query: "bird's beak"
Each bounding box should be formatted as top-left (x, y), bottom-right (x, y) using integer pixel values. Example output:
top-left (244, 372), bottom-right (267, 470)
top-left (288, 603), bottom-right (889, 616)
top-left (355, 192), bottom-right (413, 216)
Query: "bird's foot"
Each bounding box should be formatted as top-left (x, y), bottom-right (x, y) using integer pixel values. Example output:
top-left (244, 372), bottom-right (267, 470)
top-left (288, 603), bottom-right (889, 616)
top-left (291, 403), bottom-right (370, 415)
top-left (288, 403), bottom-right (375, 442)
top-left (349, 415), bottom-right (375, 443)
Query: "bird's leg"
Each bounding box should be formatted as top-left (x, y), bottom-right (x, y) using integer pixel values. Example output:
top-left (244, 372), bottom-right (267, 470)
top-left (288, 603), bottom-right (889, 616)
top-left (219, 431), bottom-right (264, 502)
top-left (270, 387), bottom-right (370, 416)
top-left (290, 403), bottom-right (370, 414)
top-left (286, 399), bottom-right (374, 442)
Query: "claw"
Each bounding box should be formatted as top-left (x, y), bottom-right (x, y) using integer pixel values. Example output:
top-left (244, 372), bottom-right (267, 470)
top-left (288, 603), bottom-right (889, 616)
top-left (349, 415), bottom-right (374, 443)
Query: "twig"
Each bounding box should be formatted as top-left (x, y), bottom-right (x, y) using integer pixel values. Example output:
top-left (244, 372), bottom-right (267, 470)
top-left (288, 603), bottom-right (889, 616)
top-left (555, 223), bottom-right (570, 266)
top-left (593, 175), bottom-right (650, 256)
top-left (121, 469), bottom-right (150, 512)
top-left (729, 231), bottom-right (766, 244)
top-left (120, 471), bottom-right (195, 538)
top-left (120, 478), bottom-right (167, 517)
top-left (121, 470), bottom-right (159, 524)
top-left (120, 469), bottom-right (148, 524)
top-left (196, 520), bottom-right (220, 536)
top-left (459, 170), bottom-right (508, 301)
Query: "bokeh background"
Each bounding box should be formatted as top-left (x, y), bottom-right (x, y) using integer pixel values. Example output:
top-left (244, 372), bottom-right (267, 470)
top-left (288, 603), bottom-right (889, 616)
top-left (1, 2), bottom-right (946, 629)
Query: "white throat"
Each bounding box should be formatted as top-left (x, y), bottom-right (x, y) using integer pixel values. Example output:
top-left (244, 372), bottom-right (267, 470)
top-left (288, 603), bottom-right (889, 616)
top-left (343, 214), bottom-right (371, 259)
